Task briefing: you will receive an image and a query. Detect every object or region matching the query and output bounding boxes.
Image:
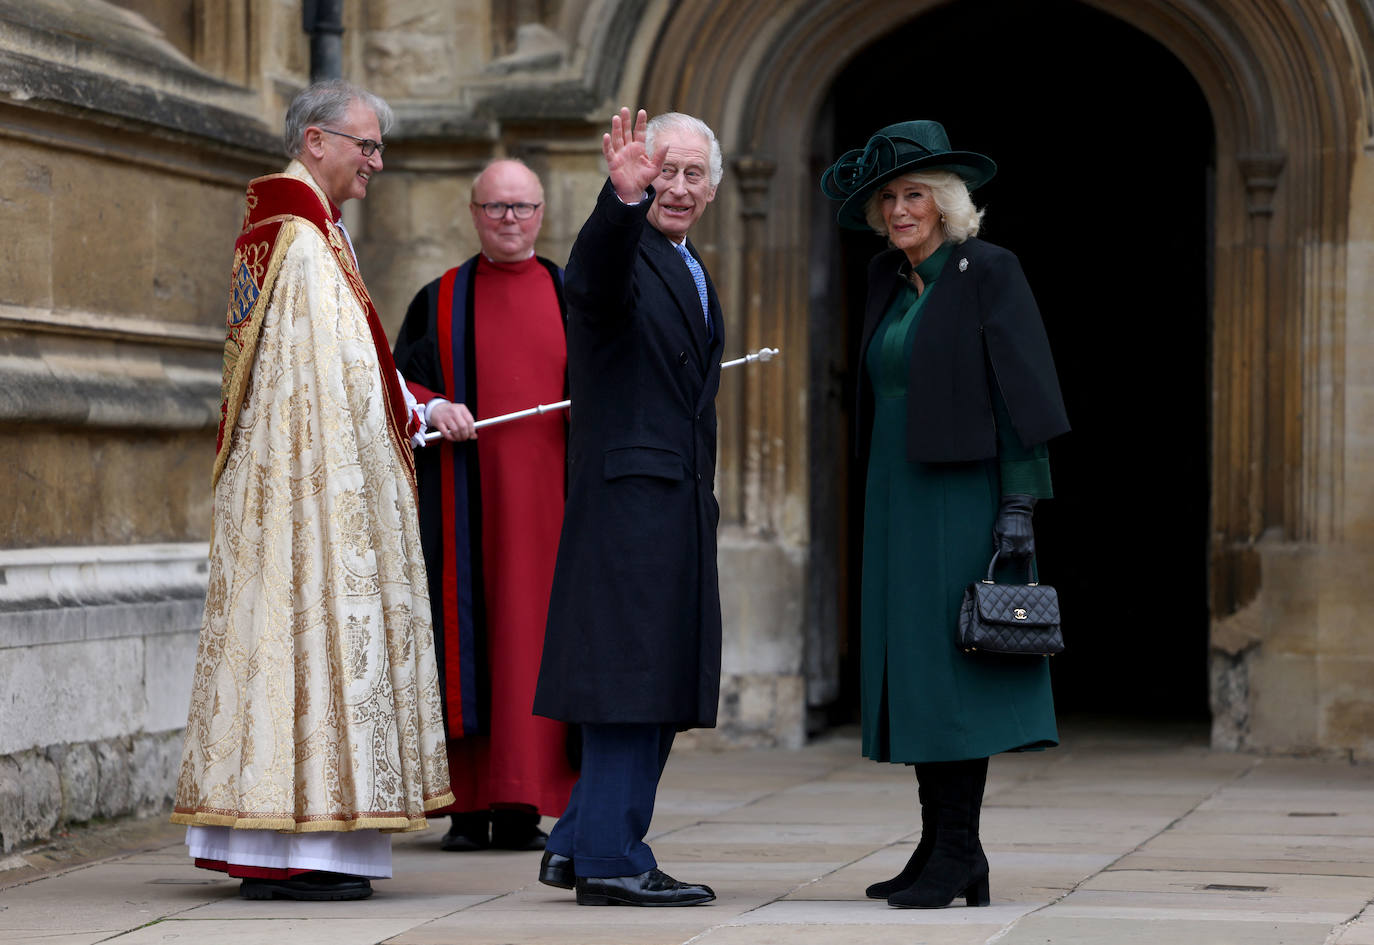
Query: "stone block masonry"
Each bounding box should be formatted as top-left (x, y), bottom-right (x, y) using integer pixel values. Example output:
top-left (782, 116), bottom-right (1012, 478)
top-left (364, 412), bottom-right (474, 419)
top-left (0, 544), bottom-right (205, 851)
top-left (0, 731), bottom-right (182, 853)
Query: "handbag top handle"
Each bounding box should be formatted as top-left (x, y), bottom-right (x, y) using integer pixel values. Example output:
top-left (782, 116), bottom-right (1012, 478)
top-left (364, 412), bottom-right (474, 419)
top-left (983, 550), bottom-right (1040, 586)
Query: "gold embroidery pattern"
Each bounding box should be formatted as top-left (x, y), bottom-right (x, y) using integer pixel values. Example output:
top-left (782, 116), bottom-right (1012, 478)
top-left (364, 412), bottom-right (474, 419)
top-left (214, 229), bottom-right (288, 489)
top-left (318, 218), bottom-right (416, 490)
top-left (344, 614), bottom-right (372, 682)
top-left (241, 186), bottom-right (259, 233)
top-left (241, 240), bottom-right (270, 283)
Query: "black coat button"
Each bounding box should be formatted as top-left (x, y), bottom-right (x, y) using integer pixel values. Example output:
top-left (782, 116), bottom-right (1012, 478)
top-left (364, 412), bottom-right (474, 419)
top-left (678, 351), bottom-right (688, 365)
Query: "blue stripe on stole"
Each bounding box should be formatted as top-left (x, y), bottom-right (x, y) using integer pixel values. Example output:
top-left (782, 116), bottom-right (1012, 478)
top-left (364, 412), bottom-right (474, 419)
top-left (448, 261), bottom-right (481, 734)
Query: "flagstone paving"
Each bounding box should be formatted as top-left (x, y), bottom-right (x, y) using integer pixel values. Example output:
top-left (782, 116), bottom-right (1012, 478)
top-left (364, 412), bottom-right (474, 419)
top-left (2, 719), bottom-right (1372, 945)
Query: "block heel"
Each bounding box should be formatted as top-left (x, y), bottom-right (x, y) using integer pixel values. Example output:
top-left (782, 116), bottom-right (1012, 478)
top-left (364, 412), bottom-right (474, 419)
top-left (964, 874), bottom-right (990, 907)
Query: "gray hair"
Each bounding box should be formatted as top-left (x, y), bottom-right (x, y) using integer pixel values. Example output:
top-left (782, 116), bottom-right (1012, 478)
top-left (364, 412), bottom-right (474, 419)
top-left (645, 112), bottom-right (723, 187)
top-left (283, 79), bottom-right (394, 158)
top-left (864, 171), bottom-right (984, 243)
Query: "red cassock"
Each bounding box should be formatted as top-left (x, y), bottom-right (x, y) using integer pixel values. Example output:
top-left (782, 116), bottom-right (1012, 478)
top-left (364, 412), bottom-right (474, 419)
top-left (395, 254), bottom-right (577, 817)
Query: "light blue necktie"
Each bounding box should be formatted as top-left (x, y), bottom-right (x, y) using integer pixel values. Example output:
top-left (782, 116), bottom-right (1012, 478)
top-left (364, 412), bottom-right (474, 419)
top-left (673, 240), bottom-right (710, 331)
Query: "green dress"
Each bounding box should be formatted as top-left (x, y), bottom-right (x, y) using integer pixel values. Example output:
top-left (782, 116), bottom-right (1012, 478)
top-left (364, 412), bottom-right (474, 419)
top-left (861, 241), bottom-right (1058, 764)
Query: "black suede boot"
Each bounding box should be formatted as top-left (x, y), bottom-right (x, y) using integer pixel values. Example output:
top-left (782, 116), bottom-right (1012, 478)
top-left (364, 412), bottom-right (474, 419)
top-left (887, 757), bottom-right (990, 908)
top-left (865, 771), bottom-right (933, 899)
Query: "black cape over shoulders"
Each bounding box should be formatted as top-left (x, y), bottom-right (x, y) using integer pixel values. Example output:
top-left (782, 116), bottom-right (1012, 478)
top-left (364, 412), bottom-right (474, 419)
top-left (857, 238), bottom-right (1070, 463)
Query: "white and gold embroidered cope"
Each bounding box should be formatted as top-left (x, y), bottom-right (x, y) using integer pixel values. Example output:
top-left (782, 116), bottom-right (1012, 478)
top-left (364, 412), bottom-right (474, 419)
top-left (173, 166), bottom-right (453, 832)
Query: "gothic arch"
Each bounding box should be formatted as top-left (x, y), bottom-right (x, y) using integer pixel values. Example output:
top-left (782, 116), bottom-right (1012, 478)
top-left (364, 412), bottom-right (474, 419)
top-left (634, 0), bottom-right (1371, 624)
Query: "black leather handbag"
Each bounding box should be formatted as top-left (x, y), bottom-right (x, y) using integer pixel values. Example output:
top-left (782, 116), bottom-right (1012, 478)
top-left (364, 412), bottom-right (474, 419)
top-left (957, 551), bottom-right (1063, 657)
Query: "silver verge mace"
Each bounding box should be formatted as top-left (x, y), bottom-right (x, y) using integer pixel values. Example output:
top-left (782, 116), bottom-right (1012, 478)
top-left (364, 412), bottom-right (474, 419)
top-left (420, 347), bottom-right (779, 444)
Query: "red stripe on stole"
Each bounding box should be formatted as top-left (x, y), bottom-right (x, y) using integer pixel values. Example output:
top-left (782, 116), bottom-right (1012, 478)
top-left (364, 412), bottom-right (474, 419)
top-left (436, 267), bottom-right (464, 734)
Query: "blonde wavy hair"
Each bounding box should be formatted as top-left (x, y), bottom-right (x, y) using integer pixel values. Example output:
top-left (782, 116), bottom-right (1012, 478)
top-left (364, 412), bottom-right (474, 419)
top-left (863, 171), bottom-right (984, 244)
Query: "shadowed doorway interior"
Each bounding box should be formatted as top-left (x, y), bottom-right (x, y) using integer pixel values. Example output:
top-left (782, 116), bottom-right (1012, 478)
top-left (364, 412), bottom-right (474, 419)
top-left (808, 0), bottom-right (1214, 727)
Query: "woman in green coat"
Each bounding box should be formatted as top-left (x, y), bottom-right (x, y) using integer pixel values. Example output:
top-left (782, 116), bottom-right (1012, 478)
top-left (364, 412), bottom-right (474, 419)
top-left (821, 121), bottom-right (1070, 910)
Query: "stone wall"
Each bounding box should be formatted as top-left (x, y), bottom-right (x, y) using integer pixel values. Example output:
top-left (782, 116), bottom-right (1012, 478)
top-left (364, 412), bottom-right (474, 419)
top-left (0, 0), bottom-right (280, 850)
top-left (0, 734), bottom-right (184, 854)
top-left (1336, 128), bottom-right (1374, 760)
top-left (1209, 140), bottom-right (1374, 763)
top-left (676, 531), bottom-right (808, 750)
top-left (0, 544), bottom-right (203, 851)
top-left (1210, 544), bottom-right (1374, 762)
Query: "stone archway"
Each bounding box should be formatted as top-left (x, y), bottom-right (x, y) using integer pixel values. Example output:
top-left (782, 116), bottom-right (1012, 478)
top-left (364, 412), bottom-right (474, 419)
top-left (634, 0), bottom-right (1374, 753)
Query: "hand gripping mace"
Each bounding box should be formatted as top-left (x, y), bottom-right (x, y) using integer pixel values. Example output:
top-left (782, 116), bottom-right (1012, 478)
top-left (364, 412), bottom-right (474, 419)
top-left (420, 347), bottom-right (779, 444)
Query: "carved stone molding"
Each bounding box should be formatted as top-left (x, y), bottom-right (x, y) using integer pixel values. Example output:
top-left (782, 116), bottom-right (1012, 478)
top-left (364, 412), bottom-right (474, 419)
top-left (734, 156), bottom-right (776, 219)
top-left (1237, 151), bottom-right (1286, 218)
top-left (731, 155), bottom-right (782, 534)
top-left (0, 2), bottom-right (273, 154)
top-left (0, 542), bottom-right (209, 647)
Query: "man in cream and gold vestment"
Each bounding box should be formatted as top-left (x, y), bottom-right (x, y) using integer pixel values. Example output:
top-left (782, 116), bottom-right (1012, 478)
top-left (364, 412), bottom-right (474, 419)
top-left (171, 79), bottom-right (453, 902)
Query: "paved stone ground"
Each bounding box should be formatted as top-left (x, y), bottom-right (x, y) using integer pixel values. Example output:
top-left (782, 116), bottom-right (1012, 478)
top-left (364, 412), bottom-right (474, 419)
top-left (2, 719), bottom-right (1373, 945)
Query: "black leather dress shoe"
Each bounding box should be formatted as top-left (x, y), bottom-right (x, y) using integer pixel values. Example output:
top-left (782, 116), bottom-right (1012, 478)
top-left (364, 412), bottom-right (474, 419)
top-left (538, 850), bottom-right (575, 889)
top-left (575, 868), bottom-right (715, 906)
top-left (439, 812), bottom-right (491, 852)
top-left (491, 809), bottom-right (548, 851)
top-left (239, 871), bottom-right (372, 901)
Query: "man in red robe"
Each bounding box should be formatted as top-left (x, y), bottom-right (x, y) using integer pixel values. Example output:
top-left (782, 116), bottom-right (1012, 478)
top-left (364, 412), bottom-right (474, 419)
top-left (394, 159), bottom-right (575, 852)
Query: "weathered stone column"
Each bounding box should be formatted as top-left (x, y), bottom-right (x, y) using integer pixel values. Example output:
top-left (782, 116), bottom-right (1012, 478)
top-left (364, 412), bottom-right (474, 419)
top-left (1211, 151), bottom-right (1288, 750)
top-left (1238, 153), bottom-right (1291, 536)
top-left (733, 155), bottom-right (779, 533)
top-left (700, 153), bottom-right (806, 749)
top-left (1213, 152), bottom-right (1285, 618)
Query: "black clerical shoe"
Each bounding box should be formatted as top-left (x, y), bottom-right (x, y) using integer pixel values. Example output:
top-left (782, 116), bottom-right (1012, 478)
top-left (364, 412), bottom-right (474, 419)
top-left (439, 811), bottom-right (491, 851)
top-left (538, 850), bottom-right (575, 889)
top-left (239, 871), bottom-right (372, 901)
top-left (490, 809), bottom-right (548, 851)
top-left (575, 868), bottom-right (715, 906)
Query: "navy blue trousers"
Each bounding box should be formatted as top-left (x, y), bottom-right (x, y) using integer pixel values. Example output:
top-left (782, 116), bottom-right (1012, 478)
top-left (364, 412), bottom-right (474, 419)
top-left (545, 722), bottom-right (677, 877)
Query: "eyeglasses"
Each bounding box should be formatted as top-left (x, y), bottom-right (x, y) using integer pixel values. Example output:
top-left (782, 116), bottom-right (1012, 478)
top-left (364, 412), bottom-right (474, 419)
top-left (659, 164), bottom-right (706, 186)
top-left (476, 201), bottom-right (543, 220)
top-left (319, 128), bottom-right (385, 157)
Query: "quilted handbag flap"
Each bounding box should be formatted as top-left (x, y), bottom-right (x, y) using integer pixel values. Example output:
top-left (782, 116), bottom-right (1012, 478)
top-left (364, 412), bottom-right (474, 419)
top-left (972, 582), bottom-right (1060, 627)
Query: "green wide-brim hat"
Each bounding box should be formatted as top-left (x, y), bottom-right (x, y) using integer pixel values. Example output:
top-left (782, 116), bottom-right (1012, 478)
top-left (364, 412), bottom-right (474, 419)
top-left (820, 119), bottom-right (997, 231)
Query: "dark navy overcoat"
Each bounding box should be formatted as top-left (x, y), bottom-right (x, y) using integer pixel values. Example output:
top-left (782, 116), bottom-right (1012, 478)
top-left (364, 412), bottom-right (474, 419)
top-left (533, 181), bottom-right (725, 727)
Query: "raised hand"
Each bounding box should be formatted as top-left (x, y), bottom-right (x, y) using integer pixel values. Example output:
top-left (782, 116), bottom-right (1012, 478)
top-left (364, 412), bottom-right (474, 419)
top-left (603, 107), bottom-right (668, 204)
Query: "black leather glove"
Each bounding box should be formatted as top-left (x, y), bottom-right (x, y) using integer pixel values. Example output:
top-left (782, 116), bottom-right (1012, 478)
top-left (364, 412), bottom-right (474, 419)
top-left (993, 493), bottom-right (1036, 558)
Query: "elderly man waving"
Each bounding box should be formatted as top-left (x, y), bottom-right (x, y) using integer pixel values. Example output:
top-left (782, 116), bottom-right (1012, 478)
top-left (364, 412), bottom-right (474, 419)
top-left (533, 107), bottom-right (726, 907)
